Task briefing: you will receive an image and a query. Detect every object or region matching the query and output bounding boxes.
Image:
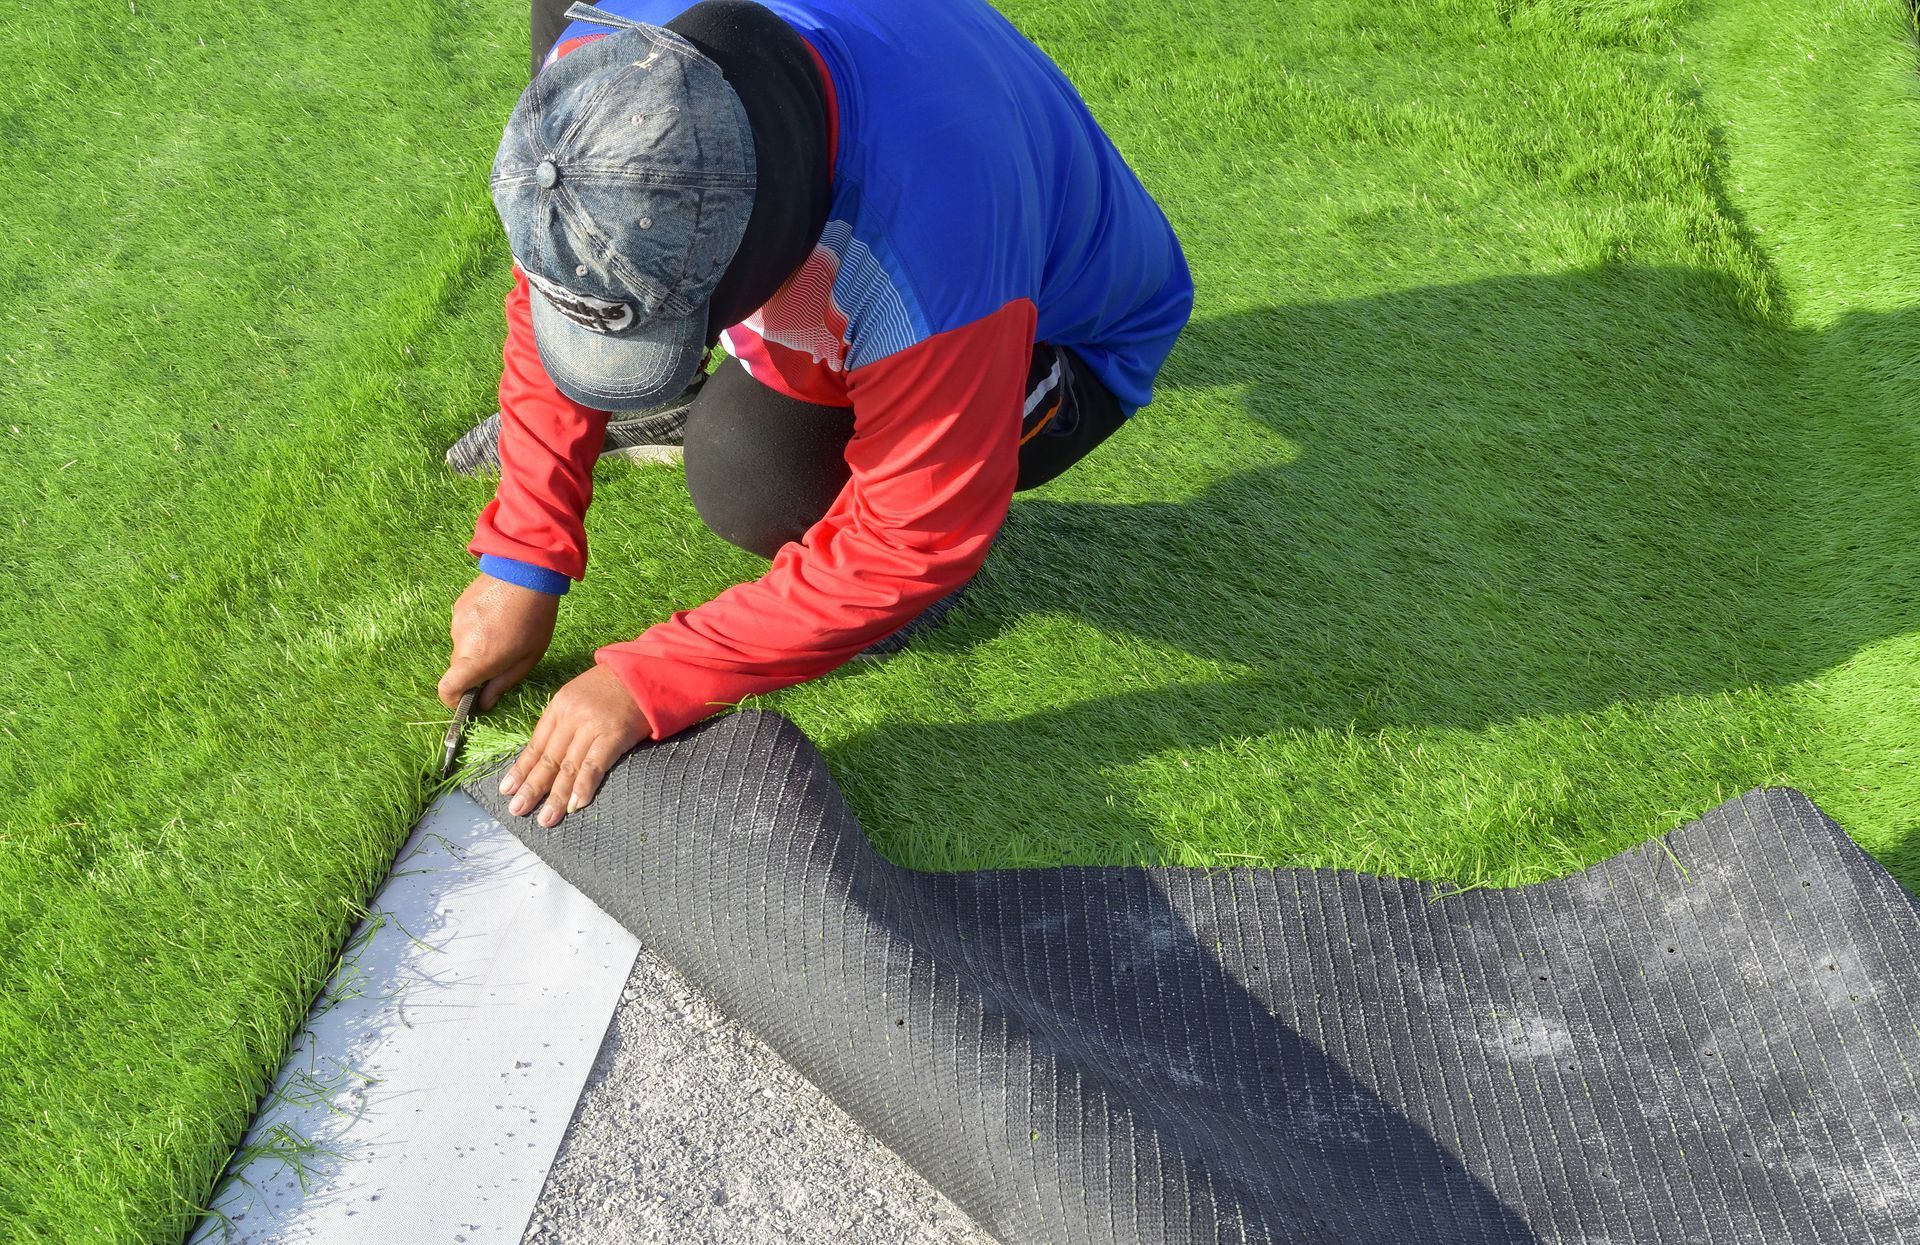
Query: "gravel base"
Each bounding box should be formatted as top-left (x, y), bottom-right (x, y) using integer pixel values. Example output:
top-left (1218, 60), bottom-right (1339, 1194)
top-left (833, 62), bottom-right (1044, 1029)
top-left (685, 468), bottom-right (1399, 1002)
top-left (520, 947), bottom-right (996, 1245)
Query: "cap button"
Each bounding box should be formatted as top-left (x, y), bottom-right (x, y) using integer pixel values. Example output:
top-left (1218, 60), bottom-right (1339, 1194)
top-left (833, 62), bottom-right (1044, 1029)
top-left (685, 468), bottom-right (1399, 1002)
top-left (536, 159), bottom-right (559, 189)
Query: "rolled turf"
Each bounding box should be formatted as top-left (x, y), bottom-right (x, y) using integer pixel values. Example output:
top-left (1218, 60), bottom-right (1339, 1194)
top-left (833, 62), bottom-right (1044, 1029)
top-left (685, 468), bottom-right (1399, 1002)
top-left (1, 0), bottom-right (1915, 1240)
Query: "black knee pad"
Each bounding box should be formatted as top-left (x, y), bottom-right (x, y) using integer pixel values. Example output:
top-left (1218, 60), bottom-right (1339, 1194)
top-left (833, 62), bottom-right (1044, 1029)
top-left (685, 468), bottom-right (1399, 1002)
top-left (683, 355), bottom-right (856, 559)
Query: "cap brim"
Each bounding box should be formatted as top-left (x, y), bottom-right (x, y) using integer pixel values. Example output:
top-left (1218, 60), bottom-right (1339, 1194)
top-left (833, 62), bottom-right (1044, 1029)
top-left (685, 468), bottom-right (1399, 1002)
top-left (529, 292), bottom-right (708, 413)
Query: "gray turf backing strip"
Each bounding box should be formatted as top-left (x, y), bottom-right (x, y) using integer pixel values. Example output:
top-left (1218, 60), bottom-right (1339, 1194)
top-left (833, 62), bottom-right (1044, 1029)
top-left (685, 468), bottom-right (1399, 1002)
top-left (462, 709), bottom-right (1920, 1244)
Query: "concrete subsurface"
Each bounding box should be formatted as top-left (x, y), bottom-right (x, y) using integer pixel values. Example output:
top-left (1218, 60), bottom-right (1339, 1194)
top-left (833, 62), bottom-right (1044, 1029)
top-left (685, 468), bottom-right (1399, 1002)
top-left (525, 947), bottom-right (992, 1244)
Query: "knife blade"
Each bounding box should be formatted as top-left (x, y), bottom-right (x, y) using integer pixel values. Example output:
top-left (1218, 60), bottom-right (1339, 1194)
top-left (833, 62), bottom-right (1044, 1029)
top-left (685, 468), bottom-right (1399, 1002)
top-left (439, 686), bottom-right (482, 780)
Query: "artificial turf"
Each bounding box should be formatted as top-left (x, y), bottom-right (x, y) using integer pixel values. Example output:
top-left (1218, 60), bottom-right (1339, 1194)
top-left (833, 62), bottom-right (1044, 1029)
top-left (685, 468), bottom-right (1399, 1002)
top-left (1, 0), bottom-right (1916, 1240)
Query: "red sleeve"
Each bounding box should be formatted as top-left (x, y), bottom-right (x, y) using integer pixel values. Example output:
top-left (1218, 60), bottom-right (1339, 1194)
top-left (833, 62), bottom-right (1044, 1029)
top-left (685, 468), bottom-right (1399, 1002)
top-left (594, 299), bottom-right (1038, 741)
top-left (466, 262), bottom-right (608, 581)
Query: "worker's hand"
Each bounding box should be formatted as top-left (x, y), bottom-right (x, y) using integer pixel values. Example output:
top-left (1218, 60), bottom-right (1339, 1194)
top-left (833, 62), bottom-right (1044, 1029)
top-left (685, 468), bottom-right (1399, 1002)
top-left (439, 573), bottom-right (561, 712)
top-left (498, 664), bottom-right (651, 827)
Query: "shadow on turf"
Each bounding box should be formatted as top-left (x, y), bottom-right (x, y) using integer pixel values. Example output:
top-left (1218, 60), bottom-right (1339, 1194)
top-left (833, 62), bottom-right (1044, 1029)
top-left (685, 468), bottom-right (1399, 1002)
top-left (836, 265), bottom-right (1918, 877)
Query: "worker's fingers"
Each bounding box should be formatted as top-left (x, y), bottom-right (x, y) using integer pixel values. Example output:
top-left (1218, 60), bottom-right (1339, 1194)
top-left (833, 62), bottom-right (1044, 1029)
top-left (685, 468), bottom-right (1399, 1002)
top-left (501, 665), bottom-right (648, 826)
top-left (498, 717), bottom-right (540, 798)
top-left (437, 660), bottom-right (483, 711)
top-left (502, 709), bottom-right (564, 814)
top-left (563, 734), bottom-right (626, 821)
top-left (480, 655), bottom-right (539, 713)
top-left (507, 739), bottom-right (568, 821)
top-left (536, 731), bottom-right (600, 829)
top-left (441, 648), bottom-right (537, 714)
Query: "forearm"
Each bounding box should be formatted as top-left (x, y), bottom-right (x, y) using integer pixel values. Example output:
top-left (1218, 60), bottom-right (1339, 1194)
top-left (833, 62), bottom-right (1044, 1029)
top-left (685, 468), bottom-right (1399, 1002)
top-left (466, 263), bottom-right (607, 583)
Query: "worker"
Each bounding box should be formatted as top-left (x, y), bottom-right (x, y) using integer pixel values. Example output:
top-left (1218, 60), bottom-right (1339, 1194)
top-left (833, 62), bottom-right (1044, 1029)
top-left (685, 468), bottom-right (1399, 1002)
top-left (437, 0), bottom-right (1193, 828)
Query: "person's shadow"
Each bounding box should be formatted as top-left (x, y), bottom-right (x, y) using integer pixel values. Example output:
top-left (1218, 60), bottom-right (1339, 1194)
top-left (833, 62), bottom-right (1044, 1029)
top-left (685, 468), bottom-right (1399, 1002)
top-left (818, 264), bottom-right (1918, 883)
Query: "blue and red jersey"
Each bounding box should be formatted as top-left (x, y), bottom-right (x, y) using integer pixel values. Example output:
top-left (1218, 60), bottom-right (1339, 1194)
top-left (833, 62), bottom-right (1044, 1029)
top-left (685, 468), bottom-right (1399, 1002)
top-left (471, 0), bottom-right (1194, 740)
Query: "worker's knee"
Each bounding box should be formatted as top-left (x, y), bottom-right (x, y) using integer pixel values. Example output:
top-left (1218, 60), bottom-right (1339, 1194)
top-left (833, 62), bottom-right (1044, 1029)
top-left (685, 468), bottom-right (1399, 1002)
top-left (683, 355), bottom-right (855, 560)
top-left (684, 463), bottom-right (795, 560)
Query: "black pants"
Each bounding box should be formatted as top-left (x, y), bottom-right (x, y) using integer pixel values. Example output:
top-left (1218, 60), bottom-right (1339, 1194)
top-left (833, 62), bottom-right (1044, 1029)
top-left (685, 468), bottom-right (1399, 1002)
top-left (528, 0), bottom-right (1131, 559)
top-left (532, 0), bottom-right (574, 77)
top-left (684, 345), bottom-right (1129, 558)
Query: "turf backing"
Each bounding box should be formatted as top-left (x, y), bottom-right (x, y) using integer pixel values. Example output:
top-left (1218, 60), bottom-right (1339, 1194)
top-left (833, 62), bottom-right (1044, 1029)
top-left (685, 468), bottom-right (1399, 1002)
top-left (0, 0), bottom-right (1915, 1241)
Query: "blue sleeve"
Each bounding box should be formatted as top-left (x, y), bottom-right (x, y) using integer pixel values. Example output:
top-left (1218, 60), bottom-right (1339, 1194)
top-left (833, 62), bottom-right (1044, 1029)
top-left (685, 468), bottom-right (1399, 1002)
top-left (477, 554), bottom-right (571, 596)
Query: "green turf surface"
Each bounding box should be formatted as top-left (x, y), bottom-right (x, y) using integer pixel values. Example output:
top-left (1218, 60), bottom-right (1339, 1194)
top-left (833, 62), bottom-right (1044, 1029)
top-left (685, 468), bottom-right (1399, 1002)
top-left (2, 0), bottom-right (1916, 1239)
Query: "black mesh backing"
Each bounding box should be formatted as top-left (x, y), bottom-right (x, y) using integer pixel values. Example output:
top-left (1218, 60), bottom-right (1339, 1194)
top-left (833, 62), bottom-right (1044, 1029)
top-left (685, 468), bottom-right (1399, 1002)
top-left (462, 710), bottom-right (1920, 1244)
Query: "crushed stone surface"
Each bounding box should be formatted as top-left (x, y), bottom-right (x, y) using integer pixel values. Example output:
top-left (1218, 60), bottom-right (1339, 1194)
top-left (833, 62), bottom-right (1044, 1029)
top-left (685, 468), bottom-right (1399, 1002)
top-left (518, 948), bottom-right (996, 1244)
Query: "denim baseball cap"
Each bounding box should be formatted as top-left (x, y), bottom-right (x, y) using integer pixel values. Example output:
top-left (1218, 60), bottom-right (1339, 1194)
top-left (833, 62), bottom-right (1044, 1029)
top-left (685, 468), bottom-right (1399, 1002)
top-left (491, 5), bottom-right (755, 411)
